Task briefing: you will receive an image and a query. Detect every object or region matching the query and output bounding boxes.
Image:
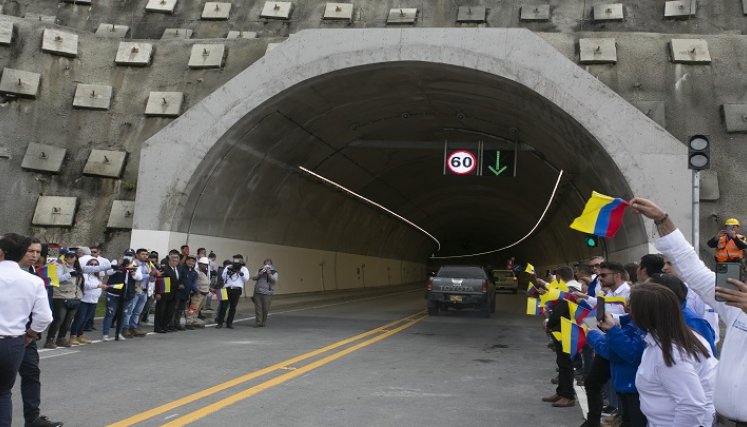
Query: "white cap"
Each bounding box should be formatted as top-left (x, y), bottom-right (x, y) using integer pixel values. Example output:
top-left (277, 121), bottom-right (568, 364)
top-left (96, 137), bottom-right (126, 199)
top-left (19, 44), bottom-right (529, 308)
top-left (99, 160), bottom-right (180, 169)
top-left (198, 257), bottom-right (210, 265)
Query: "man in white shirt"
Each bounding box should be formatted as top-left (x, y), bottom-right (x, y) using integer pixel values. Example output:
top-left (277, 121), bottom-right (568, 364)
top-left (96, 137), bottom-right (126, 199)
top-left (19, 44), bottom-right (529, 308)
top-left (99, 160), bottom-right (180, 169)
top-left (630, 197), bottom-right (746, 426)
top-left (0, 233), bottom-right (53, 427)
top-left (216, 255), bottom-right (249, 329)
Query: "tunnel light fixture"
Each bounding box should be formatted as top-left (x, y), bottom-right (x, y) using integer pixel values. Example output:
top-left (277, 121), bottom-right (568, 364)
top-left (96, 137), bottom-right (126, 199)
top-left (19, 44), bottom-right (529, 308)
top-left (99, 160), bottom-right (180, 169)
top-left (298, 166), bottom-right (441, 251)
top-left (430, 169), bottom-right (564, 260)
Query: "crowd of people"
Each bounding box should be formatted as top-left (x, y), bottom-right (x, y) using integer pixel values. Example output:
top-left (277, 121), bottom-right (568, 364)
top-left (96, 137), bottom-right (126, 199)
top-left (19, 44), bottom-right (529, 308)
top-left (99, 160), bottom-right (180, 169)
top-left (0, 237), bottom-right (278, 427)
top-left (532, 198), bottom-right (747, 427)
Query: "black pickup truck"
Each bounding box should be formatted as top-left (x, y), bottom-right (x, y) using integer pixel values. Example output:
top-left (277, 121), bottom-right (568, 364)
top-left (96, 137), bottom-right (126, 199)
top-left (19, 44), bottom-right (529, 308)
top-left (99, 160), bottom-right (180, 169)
top-left (426, 265), bottom-right (496, 317)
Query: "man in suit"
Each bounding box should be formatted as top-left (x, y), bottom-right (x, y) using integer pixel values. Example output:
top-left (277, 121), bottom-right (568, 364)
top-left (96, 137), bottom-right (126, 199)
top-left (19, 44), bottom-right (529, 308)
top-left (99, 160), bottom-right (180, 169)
top-left (154, 255), bottom-right (180, 333)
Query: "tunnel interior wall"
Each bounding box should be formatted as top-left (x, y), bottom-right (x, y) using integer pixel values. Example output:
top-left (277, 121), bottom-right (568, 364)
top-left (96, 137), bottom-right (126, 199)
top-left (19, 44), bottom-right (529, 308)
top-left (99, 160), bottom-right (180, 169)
top-left (132, 230), bottom-right (428, 294)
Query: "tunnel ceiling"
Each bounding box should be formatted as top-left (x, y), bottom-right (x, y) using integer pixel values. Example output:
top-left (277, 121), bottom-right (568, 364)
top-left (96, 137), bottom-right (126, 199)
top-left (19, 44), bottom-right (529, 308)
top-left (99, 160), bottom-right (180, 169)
top-left (178, 61), bottom-right (646, 265)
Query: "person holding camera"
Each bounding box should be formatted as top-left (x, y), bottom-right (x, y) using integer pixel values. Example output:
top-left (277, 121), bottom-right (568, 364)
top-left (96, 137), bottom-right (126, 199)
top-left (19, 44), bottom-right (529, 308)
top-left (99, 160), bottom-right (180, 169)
top-left (707, 218), bottom-right (747, 263)
top-left (216, 255), bottom-right (249, 329)
top-left (251, 259), bottom-right (278, 328)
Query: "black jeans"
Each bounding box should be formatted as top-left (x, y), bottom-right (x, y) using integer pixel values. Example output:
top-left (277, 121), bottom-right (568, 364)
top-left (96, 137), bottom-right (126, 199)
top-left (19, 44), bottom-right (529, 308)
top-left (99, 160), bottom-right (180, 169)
top-left (618, 392), bottom-right (647, 427)
top-left (0, 336), bottom-right (25, 427)
top-left (154, 293), bottom-right (176, 332)
top-left (554, 340), bottom-right (575, 399)
top-left (216, 287), bottom-right (242, 326)
top-left (19, 339), bottom-right (41, 424)
top-left (47, 299), bottom-right (77, 342)
top-left (584, 355), bottom-right (611, 422)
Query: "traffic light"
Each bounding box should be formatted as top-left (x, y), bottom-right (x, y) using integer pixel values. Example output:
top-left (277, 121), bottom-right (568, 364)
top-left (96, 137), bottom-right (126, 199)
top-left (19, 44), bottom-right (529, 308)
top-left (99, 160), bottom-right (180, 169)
top-left (585, 235), bottom-right (599, 248)
top-left (688, 135), bottom-right (710, 170)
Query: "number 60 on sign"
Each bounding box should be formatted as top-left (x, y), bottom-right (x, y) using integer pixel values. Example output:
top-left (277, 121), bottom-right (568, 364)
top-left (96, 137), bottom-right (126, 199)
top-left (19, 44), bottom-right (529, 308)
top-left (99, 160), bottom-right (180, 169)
top-left (446, 150), bottom-right (477, 175)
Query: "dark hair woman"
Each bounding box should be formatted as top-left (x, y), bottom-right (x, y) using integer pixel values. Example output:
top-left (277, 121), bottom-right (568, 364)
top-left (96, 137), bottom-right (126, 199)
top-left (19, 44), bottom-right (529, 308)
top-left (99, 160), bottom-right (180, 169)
top-left (45, 251), bottom-right (84, 348)
top-left (629, 284), bottom-right (717, 427)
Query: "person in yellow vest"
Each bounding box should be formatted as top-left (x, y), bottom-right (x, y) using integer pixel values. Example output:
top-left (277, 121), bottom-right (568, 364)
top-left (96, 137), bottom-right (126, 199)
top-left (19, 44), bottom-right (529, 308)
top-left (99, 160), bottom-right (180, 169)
top-left (707, 218), bottom-right (747, 263)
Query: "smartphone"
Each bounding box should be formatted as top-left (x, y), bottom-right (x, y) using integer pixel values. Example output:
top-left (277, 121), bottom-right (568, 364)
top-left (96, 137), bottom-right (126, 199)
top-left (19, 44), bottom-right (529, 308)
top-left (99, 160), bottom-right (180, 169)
top-left (596, 296), bottom-right (606, 322)
top-left (716, 262), bottom-right (742, 301)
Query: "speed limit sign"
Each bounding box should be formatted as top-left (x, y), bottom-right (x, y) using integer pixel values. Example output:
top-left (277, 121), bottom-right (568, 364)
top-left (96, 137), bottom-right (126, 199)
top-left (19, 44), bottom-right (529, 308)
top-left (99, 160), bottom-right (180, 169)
top-left (446, 150), bottom-right (477, 175)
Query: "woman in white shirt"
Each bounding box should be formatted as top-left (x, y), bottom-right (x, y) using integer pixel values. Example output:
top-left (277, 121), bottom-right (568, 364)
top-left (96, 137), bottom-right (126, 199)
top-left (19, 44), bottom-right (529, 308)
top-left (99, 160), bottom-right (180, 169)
top-left (69, 257), bottom-right (107, 345)
top-left (631, 284), bottom-right (717, 427)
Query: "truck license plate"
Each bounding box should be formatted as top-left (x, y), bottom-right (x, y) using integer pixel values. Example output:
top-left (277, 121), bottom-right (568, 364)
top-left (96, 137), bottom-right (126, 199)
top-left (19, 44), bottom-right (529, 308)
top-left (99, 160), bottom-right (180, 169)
top-left (449, 295), bottom-right (463, 302)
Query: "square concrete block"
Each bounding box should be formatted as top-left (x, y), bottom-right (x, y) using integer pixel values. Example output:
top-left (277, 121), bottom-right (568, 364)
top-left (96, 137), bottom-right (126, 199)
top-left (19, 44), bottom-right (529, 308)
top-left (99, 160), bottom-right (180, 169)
top-left (593, 4), bottom-right (623, 21)
top-left (579, 38), bottom-right (617, 64)
top-left (107, 200), bottom-right (135, 229)
top-left (95, 23), bottom-right (130, 39)
top-left (62, 0), bottom-right (92, 5)
top-left (664, 0), bottom-right (695, 17)
top-left (21, 143), bottom-right (66, 173)
top-left (387, 8), bottom-right (417, 24)
top-left (188, 44), bottom-right (225, 68)
top-left (73, 84), bottom-right (112, 110)
top-left (265, 42), bottom-right (282, 54)
top-left (115, 42), bottom-right (153, 66)
top-left (24, 14), bottom-right (57, 23)
top-left (743, 0), bottom-right (747, 15)
top-left (41, 29), bottom-right (78, 57)
top-left (146, 0), bottom-right (177, 13)
top-left (83, 149), bottom-right (127, 177)
top-left (0, 68), bottom-right (41, 98)
top-left (520, 5), bottom-right (550, 21)
top-left (32, 196), bottom-right (77, 227)
top-left (723, 104), bottom-right (747, 133)
top-left (261, 1), bottom-right (293, 19)
top-left (323, 3), bottom-right (353, 20)
top-left (227, 31), bottom-right (257, 39)
top-left (145, 92), bottom-right (183, 117)
top-left (457, 6), bottom-right (486, 23)
top-left (632, 101), bottom-right (666, 127)
top-left (670, 39), bottom-right (710, 64)
top-left (699, 170), bottom-right (719, 201)
top-left (202, 2), bottom-right (232, 19)
top-left (162, 28), bottom-right (193, 39)
top-left (0, 21), bottom-right (14, 46)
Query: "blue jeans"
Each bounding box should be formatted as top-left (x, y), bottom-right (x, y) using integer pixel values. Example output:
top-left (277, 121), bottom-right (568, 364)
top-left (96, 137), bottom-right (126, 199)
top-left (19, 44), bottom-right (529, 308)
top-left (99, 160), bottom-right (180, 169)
top-left (70, 301), bottom-right (97, 337)
top-left (128, 293), bottom-right (147, 329)
top-left (102, 294), bottom-right (121, 336)
top-left (0, 336), bottom-right (25, 427)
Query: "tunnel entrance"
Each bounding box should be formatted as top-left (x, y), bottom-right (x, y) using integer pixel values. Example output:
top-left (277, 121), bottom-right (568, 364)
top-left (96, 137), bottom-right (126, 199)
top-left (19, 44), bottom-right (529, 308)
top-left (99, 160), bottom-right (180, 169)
top-left (132, 28), bottom-right (689, 293)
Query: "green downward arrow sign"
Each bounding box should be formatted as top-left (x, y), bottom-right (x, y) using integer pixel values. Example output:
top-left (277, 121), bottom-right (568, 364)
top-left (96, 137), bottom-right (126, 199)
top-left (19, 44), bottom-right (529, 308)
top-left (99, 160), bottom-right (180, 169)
top-left (487, 151), bottom-right (508, 176)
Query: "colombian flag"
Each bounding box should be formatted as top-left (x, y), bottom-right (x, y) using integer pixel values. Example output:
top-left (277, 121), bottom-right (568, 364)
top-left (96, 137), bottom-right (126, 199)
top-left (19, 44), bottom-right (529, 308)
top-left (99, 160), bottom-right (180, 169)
top-left (110, 283), bottom-right (124, 290)
top-left (569, 191), bottom-right (629, 238)
top-left (38, 263), bottom-right (60, 287)
top-left (539, 287), bottom-right (576, 306)
top-left (603, 296), bottom-right (627, 306)
top-left (561, 317), bottom-right (587, 358)
top-left (215, 288), bottom-right (228, 301)
top-left (524, 263), bottom-right (535, 275)
top-left (156, 277), bottom-right (171, 293)
top-left (526, 297), bottom-right (543, 316)
top-left (567, 301), bottom-right (595, 324)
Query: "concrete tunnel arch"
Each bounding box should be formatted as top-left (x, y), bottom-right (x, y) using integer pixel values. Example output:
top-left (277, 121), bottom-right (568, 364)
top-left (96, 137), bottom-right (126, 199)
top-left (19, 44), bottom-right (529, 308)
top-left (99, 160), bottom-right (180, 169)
top-left (132, 28), bottom-right (690, 293)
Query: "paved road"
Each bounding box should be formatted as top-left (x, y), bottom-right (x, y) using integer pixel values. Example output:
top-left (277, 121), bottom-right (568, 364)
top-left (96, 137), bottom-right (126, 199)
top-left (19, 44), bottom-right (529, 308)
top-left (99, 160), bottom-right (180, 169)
top-left (12, 288), bottom-right (585, 427)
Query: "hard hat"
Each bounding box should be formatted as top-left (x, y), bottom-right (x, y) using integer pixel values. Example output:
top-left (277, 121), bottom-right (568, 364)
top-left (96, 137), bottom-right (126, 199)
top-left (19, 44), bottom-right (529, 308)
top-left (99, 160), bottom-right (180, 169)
top-left (198, 257), bottom-right (210, 265)
top-left (725, 218), bottom-right (740, 227)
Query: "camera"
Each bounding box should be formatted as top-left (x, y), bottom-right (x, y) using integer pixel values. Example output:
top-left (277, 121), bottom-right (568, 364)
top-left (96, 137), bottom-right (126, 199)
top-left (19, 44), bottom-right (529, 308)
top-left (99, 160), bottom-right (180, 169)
top-left (228, 256), bottom-right (245, 273)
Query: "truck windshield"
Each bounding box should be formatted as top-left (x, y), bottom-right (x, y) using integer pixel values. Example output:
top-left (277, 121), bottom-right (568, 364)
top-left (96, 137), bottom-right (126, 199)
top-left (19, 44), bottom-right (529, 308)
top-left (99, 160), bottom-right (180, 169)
top-left (436, 267), bottom-right (486, 279)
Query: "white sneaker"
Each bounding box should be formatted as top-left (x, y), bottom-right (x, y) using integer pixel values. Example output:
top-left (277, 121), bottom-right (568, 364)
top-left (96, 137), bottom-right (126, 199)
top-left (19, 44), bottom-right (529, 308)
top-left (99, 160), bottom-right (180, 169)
top-left (117, 334), bottom-right (126, 340)
top-left (102, 335), bottom-right (114, 342)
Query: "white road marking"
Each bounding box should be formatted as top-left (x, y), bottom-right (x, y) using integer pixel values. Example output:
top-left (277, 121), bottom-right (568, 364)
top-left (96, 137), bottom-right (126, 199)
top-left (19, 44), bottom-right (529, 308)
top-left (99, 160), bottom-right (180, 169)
top-left (164, 413), bottom-right (180, 420)
top-left (575, 384), bottom-right (588, 419)
top-left (39, 350), bottom-right (79, 360)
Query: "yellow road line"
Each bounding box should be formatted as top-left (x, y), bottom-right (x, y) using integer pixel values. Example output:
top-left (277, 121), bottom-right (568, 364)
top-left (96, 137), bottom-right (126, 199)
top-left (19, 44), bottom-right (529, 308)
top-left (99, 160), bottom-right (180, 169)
top-left (161, 314), bottom-right (428, 427)
top-left (107, 310), bottom-right (425, 427)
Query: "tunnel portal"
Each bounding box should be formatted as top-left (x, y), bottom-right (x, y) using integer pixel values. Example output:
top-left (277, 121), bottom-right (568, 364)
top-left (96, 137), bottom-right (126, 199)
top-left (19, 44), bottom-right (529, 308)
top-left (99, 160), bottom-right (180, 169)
top-left (132, 28), bottom-right (690, 292)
